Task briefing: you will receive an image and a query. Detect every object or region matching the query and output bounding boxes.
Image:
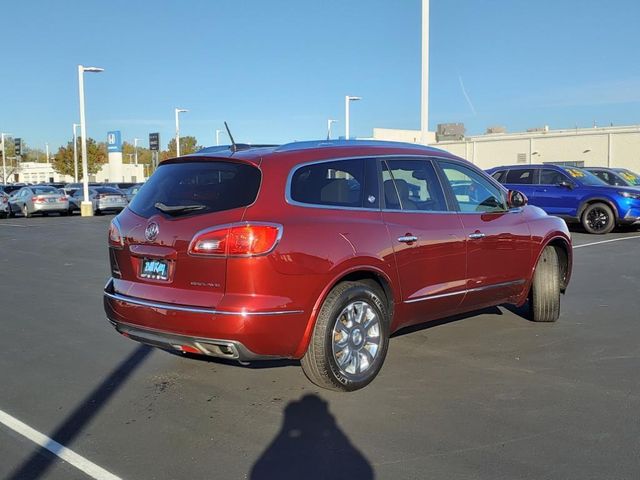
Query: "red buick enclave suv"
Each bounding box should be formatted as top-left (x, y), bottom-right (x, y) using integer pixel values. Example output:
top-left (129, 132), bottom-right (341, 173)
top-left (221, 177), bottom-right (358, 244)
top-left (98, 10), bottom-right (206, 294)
top-left (104, 140), bottom-right (572, 391)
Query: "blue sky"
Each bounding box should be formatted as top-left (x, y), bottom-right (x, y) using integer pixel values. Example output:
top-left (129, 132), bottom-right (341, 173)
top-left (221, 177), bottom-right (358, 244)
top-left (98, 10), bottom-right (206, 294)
top-left (2, 0), bottom-right (639, 152)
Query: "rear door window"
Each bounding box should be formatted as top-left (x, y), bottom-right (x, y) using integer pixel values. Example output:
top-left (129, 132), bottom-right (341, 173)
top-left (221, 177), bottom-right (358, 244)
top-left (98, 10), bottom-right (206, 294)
top-left (382, 159), bottom-right (448, 211)
top-left (289, 158), bottom-right (378, 209)
top-left (129, 160), bottom-right (261, 218)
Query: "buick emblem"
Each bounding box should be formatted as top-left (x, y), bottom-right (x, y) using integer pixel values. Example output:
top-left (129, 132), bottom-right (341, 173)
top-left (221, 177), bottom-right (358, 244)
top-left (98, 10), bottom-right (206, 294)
top-left (145, 222), bottom-right (159, 242)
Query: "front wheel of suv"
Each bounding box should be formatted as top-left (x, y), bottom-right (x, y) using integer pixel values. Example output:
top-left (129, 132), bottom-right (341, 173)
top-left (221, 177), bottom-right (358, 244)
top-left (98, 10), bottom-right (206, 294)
top-left (529, 246), bottom-right (561, 322)
top-left (301, 281), bottom-right (389, 392)
top-left (581, 202), bottom-right (615, 234)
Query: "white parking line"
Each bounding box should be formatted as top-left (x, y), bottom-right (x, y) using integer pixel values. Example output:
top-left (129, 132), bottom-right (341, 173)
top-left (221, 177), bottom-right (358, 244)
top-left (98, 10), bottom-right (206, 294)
top-left (573, 235), bottom-right (640, 249)
top-left (0, 223), bottom-right (33, 227)
top-left (0, 408), bottom-right (122, 480)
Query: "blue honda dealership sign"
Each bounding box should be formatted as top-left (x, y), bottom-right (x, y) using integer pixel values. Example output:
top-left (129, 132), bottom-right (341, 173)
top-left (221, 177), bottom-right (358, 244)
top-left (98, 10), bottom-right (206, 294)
top-left (107, 131), bottom-right (122, 153)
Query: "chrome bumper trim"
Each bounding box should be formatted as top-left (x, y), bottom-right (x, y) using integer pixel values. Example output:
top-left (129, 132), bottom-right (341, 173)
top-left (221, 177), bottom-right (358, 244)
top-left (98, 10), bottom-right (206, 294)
top-left (104, 288), bottom-right (303, 316)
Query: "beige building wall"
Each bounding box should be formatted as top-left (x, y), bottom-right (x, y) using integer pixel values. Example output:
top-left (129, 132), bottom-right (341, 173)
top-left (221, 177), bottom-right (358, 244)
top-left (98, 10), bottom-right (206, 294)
top-left (373, 125), bottom-right (640, 172)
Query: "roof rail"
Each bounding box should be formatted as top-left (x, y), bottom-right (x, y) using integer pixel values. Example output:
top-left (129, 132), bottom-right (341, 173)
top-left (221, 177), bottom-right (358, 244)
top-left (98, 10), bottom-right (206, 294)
top-left (274, 139), bottom-right (447, 153)
top-left (196, 144), bottom-right (279, 155)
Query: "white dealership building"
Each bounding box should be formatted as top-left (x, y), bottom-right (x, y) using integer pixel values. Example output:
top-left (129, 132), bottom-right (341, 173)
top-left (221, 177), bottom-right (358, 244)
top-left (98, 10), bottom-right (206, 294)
top-left (372, 123), bottom-right (640, 172)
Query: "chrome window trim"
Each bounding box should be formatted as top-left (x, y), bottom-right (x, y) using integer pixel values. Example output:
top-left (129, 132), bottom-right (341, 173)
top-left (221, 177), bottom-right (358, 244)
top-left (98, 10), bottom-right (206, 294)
top-left (104, 290), bottom-right (304, 316)
top-left (403, 279), bottom-right (525, 305)
top-left (285, 154), bottom-right (459, 214)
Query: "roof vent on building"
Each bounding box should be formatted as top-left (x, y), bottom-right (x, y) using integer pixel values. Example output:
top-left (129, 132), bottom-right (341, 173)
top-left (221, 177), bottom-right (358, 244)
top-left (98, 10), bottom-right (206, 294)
top-left (486, 126), bottom-right (507, 134)
top-left (436, 123), bottom-right (465, 141)
top-left (517, 153), bottom-right (527, 164)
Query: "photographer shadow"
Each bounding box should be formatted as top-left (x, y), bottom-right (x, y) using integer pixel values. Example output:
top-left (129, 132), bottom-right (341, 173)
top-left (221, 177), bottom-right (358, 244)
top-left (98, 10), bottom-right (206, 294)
top-left (250, 394), bottom-right (374, 480)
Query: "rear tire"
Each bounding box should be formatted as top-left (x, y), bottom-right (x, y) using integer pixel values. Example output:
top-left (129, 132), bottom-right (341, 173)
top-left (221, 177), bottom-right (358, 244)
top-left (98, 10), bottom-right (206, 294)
top-left (22, 204), bottom-right (31, 218)
top-left (529, 247), bottom-right (561, 322)
top-left (301, 281), bottom-right (389, 392)
top-left (581, 202), bottom-right (614, 234)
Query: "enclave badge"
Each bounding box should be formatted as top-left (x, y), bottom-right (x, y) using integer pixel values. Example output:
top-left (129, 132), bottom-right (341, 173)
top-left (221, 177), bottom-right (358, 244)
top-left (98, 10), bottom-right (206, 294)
top-left (145, 222), bottom-right (159, 242)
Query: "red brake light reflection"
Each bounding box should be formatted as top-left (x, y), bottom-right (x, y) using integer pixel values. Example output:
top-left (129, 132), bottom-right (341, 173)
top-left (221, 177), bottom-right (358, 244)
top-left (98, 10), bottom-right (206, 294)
top-left (108, 220), bottom-right (124, 248)
top-left (190, 224), bottom-right (281, 257)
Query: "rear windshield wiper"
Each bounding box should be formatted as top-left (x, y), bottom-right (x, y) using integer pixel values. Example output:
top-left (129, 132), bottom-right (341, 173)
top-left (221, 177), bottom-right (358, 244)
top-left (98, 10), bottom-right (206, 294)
top-left (154, 202), bottom-right (206, 215)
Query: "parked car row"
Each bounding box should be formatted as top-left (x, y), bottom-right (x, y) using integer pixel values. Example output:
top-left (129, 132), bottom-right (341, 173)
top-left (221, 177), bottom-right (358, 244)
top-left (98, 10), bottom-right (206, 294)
top-left (487, 165), bottom-right (640, 234)
top-left (0, 182), bottom-right (143, 218)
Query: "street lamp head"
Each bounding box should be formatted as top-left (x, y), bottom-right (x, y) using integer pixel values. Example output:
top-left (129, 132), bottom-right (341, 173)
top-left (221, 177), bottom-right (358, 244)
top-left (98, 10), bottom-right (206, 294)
top-left (176, 108), bottom-right (188, 113)
top-left (82, 66), bottom-right (104, 73)
top-left (347, 96), bottom-right (362, 102)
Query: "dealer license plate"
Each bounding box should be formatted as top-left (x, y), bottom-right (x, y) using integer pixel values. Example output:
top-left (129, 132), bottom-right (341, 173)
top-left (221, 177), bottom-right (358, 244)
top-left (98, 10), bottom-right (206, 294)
top-left (140, 258), bottom-right (169, 280)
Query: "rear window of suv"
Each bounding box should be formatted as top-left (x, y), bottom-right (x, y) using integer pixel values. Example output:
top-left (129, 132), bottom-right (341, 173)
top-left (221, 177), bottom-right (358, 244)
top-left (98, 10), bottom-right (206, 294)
top-left (128, 160), bottom-right (261, 218)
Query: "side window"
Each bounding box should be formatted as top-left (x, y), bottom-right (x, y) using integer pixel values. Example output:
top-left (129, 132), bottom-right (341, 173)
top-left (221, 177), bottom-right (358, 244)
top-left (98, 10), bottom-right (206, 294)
top-left (592, 171), bottom-right (613, 185)
top-left (491, 170), bottom-right (507, 183)
top-left (381, 159), bottom-right (447, 212)
top-left (290, 158), bottom-right (378, 209)
top-left (439, 161), bottom-right (507, 213)
top-left (539, 169), bottom-right (568, 185)
top-left (505, 168), bottom-right (535, 184)
top-left (610, 173), bottom-right (628, 186)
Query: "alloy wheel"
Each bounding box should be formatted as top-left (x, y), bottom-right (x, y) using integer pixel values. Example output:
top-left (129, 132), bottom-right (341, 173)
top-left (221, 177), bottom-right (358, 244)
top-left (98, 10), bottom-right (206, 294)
top-left (586, 207), bottom-right (609, 232)
top-left (331, 300), bottom-right (381, 379)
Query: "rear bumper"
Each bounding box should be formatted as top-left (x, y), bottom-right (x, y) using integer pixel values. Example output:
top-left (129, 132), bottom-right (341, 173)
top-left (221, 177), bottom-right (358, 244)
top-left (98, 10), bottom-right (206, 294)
top-left (97, 202), bottom-right (126, 211)
top-left (110, 320), bottom-right (276, 361)
top-left (34, 202), bottom-right (68, 212)
top-left (103, 279), bottom-right (309, 360)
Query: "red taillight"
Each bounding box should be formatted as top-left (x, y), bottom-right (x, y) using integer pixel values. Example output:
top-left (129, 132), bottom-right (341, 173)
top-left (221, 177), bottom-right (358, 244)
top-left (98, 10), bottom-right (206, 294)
top-left (108, 220), bottom-right (124, 249)
top-left (32, 196), bottom-right (46, 203)
top-left (189, 223), bottom-right (281, 257)
top-left (59, 197), bottom-right (67, 202)
top-left (1, 197), bottom-right (7, 204)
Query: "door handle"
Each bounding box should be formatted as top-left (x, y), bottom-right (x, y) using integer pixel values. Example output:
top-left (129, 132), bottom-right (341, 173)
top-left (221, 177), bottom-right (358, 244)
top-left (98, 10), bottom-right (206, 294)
top-left (397, 235), bottom-right (418, 244)
top-left (468, 232), bottom-right (485, 239)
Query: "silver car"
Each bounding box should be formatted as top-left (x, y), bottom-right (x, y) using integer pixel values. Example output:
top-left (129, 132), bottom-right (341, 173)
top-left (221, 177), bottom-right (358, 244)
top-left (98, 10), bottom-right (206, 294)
top-left (69, 187), bottom-right (128, 215)
top-left (9, 186), bottom-right (69, 217)
top-left (0, 192), bottom-right (9, 218)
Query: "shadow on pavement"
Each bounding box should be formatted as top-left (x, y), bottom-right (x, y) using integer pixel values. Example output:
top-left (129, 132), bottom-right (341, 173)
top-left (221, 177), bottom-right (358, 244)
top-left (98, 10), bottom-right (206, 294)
top-left (250, 394), bottom-right (374, 480)
top-left (8, 344), bottom-right (153, 480)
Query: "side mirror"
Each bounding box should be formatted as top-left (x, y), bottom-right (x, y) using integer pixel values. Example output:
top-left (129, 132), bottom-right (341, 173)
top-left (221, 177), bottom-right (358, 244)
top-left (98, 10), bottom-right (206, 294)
top-left (558, 180), bottom-right (574, 189)
top-left (507, 190), bottom-right (528, 209)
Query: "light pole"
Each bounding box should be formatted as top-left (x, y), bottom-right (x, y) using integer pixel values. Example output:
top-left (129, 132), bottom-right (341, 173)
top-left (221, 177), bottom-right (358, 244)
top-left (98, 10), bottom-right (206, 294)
top-left (133, 138), bottom-right (139, 165)
top-left (326, 119), bottom-right (338, 140)
top-left (45, 143), bottom-right (50, 163)
top-left (72, 123), bottom-right (80, 182)
top-left (175, 108), bottom-right (188, 157)
top-left (216, 129), bottom-right (224, 146)
top-left (1, 132), bottom-right (11, 184)
top-left (420, 0), bottom-right (430, 144)
top-left (78, 64), bottom-right (104, 217)
top-left (344, 96), bottom-right (361, 140)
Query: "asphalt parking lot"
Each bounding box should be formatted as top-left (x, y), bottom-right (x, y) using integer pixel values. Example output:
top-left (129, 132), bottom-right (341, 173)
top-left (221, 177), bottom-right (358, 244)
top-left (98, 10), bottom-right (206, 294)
top-left (1, 216), bottom-right (639, 480)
